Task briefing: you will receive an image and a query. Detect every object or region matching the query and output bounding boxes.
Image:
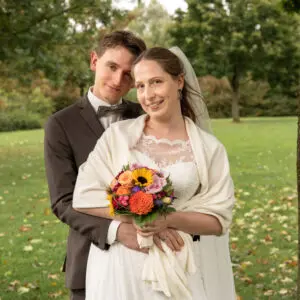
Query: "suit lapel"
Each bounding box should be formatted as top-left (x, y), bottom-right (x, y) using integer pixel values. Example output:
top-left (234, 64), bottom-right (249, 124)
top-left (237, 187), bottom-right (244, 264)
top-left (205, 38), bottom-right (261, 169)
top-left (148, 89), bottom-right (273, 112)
top-left (78, 95), bottom-right (105, 139)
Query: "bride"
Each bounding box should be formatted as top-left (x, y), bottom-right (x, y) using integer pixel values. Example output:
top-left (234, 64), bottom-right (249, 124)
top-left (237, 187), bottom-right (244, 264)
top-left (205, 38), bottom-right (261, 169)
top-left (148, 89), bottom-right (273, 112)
top-left (73, 47), bottom-right (236, 299)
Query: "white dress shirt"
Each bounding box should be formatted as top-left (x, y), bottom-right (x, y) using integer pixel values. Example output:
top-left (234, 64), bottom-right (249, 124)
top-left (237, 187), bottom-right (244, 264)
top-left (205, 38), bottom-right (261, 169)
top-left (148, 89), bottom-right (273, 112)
top-left (87, 87), bottom-right (121, 245)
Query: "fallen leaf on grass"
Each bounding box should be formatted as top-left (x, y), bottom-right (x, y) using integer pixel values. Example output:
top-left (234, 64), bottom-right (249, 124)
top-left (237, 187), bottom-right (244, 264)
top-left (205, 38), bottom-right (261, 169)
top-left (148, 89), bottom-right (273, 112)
top-left (19, 225), bottom-right (32, 232)
top-left (49, 290), bottom-right (63, 298)
top-left (23, 245), bottom-right (33, 252)
top-left (44, 208), bottom-right (51, 216)
top-left (281, 277), bottom-right (293, 283)
top-left (264, 290), bottom-right (273, 296)
top-left (30, 239), bottom-right (42, 244)
top-left (240, 276), bottom-right (253, 284)
top-left (286, 260), bottom-right (297, 267)
top-left (279, 288), bottom-right (288, 295)
top-left (264, 234), bottom-right (272, 242)
top-left (39, 198), bottom-right (47, 202)
top-left (48, 274), bottom-right (59, 280)
top-left (256, 273), bottom-right (265, 278)
top-left (17, 286), bottom-right (30, 294)
top-left (41, 221), bottom-right (49, 226)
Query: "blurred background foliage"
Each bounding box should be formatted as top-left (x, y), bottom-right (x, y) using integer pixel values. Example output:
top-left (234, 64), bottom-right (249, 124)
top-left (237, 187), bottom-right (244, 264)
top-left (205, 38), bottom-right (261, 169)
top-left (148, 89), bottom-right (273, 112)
top-left (0, 0), bottom-right (299, 131)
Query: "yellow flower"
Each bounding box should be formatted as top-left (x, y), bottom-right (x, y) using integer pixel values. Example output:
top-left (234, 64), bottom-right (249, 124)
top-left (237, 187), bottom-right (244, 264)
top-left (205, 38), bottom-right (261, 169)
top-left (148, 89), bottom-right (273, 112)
top-left (107, 193), bottom-right (115, 216)
top-left (132, 168), bottom-right (153, 187)
top-left (162, 197), bottom-right (171, 204)
top-left (107, 193), bottom-right (113, 202)
top-left (108, 203), bottom-right (115, 216)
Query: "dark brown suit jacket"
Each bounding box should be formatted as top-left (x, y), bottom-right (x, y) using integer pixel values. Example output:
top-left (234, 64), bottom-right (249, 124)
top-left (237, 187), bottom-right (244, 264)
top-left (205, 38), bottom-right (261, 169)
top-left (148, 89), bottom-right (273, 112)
top-left (44, 95), bottom-right (142, 289)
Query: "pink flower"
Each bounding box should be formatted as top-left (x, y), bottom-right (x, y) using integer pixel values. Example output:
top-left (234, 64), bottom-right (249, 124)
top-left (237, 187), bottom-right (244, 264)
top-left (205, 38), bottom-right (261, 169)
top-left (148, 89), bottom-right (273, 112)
top-left (130, 163), bottom-right (144, 170)
top-left (144, 174), bottom-right (166, 194)
top-left (120, 197), bottom-right (129, 206)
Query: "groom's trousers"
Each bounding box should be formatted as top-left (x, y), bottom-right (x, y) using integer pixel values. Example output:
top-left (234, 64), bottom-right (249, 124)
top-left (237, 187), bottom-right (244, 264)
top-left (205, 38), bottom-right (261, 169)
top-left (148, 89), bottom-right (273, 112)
top-left (70, 289), bottom-right (85, 300)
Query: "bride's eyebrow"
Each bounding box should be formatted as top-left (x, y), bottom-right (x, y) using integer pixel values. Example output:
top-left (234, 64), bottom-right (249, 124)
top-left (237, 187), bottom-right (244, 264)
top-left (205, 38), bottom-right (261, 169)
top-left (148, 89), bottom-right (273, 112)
top-left (135, 77), bottom-right (163, 84)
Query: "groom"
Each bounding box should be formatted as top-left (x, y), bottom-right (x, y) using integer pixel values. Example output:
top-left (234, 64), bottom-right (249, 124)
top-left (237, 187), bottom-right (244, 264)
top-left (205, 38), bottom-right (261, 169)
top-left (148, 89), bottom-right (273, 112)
top-left (44, 31), bottom-right (146, 300)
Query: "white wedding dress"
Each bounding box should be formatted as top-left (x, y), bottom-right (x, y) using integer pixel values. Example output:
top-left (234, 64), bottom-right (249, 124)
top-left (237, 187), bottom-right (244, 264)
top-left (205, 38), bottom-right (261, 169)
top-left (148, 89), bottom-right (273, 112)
top-left (85, 134), bottom-right (228, 299)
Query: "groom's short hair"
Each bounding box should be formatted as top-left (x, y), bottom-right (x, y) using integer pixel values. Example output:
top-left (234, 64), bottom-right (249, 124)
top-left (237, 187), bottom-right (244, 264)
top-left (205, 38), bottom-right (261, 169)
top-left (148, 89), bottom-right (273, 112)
top-left (96, 30), bottom-right (146, 58)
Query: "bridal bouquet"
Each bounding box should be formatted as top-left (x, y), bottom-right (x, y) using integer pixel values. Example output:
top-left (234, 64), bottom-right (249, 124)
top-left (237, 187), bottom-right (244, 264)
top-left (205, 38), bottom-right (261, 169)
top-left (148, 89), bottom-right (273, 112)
top-left (106, 163), bottom-right (176, 227)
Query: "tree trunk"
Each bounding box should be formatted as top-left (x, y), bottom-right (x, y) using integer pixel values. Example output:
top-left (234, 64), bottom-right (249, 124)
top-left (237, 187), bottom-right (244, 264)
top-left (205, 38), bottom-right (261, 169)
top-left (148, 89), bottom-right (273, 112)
top-left (232, 88), bottom-right (240, 122)
top-left (230, 67), bottom-right (240, 122)
top-left (297, 95), bottom-right (300, 300)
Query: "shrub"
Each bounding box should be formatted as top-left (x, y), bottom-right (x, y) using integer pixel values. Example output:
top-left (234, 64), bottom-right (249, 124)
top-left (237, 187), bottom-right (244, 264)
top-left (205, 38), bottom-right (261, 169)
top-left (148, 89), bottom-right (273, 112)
top-left (25, 88), bottom-right (53, 118)
top-left (51, 92), bottom-right (78, 113)
top-left (0, 111), bottom-right (42, 132)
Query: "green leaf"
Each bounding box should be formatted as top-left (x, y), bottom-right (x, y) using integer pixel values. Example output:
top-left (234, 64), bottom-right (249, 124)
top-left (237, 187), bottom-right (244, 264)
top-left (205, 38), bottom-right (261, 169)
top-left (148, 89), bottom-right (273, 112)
top-left (134, 211), bottom-right (159, 227)
top-left (122, 163), bottom-right (130, 171)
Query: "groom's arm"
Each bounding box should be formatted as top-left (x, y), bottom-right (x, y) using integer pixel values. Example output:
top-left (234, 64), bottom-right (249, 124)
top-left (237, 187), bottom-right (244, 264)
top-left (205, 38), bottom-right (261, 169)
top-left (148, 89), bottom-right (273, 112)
top-left (44, 115), bottom-right (142, 251)
top-left (44, 115), bottom-right (113, 250)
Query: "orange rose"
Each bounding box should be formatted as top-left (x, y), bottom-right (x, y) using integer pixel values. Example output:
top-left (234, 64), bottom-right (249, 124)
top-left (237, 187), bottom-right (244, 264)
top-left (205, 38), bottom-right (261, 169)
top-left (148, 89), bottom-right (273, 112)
top-left (116, 186), bottom-right (131, 196)
top-left (129, 191), bottom-right (153, 215)
top-left (118, 170), bottom-right (133, 187)
top-left (110, 178), bottom-right (118, 190)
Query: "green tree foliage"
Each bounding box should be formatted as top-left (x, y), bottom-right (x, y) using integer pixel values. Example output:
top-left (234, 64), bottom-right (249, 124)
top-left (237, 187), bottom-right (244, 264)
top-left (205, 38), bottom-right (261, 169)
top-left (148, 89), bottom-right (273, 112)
top-left (0, 0), bottom-right (123, 88)
top-left (127, 0), bottom-right (172, 48)
top-left (282, 0), bottom-right (300, 12)
top-left (170, 0), bottom-right (300, 121)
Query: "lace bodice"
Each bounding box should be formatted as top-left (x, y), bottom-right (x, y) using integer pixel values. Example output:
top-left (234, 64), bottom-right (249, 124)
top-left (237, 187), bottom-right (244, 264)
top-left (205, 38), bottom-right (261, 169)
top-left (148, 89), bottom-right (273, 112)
top-left (134, 134), bottom-right (194, 168)
top-left (130, 134), bottom-right (201, 207)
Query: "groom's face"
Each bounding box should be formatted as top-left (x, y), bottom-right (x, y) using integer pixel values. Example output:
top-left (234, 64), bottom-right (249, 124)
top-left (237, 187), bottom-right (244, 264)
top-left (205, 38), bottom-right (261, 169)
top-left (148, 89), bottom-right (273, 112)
top-left (90, 46), bottom-right (135, 105)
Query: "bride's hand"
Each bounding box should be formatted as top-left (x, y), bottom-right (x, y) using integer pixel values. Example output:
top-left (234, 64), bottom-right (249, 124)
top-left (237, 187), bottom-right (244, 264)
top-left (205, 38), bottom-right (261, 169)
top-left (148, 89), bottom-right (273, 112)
top-left (154, 228), bottom-right (185, 252)
top-left (133, 215), bottom-right (169, 236)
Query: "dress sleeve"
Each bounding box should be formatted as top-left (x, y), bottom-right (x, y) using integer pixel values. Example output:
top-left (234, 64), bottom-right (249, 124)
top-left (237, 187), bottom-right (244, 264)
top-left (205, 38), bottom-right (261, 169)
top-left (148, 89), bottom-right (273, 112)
top-left (73, 127), bottom-right (115, 208)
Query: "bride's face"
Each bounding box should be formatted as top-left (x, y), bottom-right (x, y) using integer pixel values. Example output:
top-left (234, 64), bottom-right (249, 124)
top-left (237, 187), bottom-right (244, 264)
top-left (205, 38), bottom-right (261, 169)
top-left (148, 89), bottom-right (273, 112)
top-left (133, 59), bottom-right (184, 120)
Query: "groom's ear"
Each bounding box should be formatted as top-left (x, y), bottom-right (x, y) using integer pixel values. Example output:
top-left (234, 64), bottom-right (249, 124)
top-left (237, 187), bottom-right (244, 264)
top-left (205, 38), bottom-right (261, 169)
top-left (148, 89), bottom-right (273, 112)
top-left (90, 51), bottom-right (98, 72)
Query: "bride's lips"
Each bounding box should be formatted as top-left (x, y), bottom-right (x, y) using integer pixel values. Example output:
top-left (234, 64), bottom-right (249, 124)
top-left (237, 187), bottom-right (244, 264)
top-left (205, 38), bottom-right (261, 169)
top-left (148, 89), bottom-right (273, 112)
top-left (147, 100), bottom-right (164, 109)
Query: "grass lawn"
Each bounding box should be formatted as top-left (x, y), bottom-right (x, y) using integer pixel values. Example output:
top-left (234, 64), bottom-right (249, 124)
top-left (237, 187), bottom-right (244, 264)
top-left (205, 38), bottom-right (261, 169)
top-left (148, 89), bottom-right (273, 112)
top-left (0, 117), bottom-right (297, 299)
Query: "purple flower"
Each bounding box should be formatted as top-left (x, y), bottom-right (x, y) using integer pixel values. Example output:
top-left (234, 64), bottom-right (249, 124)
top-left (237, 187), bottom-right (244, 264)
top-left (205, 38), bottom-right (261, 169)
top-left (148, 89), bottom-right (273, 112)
top-left (132, 186), bottom-right (141, 193)
top-left (154, 199), bottom-right (164, 207)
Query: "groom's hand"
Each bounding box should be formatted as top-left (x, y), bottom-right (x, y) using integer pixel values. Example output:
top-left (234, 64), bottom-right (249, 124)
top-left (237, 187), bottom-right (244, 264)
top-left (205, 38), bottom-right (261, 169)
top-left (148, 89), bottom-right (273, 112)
top-left (116, 223), bottom-right (148, 254)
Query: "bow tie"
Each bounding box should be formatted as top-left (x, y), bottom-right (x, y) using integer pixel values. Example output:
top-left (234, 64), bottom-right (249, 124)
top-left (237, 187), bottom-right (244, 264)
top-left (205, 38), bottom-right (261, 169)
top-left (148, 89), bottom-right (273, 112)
top-left (97, 103), bottom-right (128, 118)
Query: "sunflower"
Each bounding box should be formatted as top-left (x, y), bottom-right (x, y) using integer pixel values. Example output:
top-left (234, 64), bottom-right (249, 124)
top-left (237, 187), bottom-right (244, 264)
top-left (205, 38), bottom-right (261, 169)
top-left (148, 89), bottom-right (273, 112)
top-left (132, 168), bottom-right (153, 187)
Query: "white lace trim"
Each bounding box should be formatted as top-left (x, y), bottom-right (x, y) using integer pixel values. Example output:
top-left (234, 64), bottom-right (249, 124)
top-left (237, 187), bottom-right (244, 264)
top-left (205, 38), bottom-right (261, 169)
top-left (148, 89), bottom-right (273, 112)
top-left (141, 134), bottom-right (190, 146)
top-left (133, 134), bottom-right (195, 169)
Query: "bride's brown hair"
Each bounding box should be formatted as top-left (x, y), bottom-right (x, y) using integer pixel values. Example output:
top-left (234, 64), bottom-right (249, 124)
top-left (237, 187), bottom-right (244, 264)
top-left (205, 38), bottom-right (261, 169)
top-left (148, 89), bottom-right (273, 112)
top-left (133, 47), bottom-right (196, 122)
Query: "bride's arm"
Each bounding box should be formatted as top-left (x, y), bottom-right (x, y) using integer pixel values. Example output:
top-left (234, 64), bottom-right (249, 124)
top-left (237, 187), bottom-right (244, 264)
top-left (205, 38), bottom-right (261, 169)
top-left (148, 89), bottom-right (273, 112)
top-left (166, 211), bottom-right (222, 235)
top-left (134, 212), bottom-right (221, 237)
top-left (74, 207), bottom-right (132, 223)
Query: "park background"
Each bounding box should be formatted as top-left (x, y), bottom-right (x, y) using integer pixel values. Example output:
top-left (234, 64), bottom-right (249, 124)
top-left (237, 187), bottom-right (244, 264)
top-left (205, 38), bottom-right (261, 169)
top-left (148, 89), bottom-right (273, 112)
top-left (0, 0), bottom-right (299, 299)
